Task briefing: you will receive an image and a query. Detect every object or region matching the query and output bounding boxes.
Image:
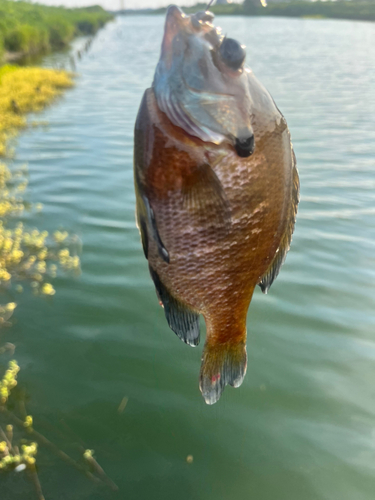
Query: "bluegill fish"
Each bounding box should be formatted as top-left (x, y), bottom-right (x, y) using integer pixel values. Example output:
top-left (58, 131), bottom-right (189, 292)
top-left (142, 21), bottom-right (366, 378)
top-left (134, 6), bottom-right (299, 404)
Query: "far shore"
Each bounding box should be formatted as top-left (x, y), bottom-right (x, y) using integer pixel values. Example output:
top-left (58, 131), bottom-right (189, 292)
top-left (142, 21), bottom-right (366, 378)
top-left (117, 1), bottom-right (375, 23)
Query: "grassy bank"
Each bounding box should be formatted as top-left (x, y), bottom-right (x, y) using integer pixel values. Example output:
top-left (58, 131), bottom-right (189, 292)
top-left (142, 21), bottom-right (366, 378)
top-left (0, 64), bottom-right (81, 293)
top-left (0, 1), bottom-right (113, 62)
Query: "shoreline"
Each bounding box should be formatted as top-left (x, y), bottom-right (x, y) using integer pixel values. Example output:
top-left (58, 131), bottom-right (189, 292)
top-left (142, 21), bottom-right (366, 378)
top-left (122, 1), bottom-right (375, 23)
top-left (3, 48), bottom-right (47, 65)
top-left (120, 12), bottom-right (375, 23)
top-left (4, 51), bottom-right (24, 63)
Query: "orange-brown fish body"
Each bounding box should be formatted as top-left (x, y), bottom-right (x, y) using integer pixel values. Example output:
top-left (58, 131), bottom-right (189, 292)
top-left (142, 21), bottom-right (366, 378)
top-left (134, 7), bottom-right (299, 404)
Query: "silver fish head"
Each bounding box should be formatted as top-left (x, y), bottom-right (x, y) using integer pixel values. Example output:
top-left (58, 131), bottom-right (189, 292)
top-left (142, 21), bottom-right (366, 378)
top-left (153, 5), bottom-right (255, 156)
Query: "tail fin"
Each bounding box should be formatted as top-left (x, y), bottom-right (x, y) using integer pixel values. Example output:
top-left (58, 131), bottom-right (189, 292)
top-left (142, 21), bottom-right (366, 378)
top-left (199, 341), bottom-right (247, 405)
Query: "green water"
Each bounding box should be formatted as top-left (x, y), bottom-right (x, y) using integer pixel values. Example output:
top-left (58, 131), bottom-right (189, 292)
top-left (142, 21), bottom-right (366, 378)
top-left (2, 15), bottom-right (375, 500)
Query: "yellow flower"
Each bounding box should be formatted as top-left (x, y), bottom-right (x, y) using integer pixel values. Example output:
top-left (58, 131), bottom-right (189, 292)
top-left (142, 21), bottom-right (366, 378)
top-left (41, 283), bottom-right (55, 296)
top-left (24, 415), bottom-right (33, 428)
top-left (36, 261), bottom-right (46, 273)
top-left (54, 231), bottom-right (69, 243)
top-left (83, 449), bottom-right (94, 460)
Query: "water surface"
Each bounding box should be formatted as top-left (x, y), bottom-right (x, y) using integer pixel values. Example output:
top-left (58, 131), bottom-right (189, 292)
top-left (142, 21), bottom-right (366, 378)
top-left (2, 15), bottom-right (375, 500)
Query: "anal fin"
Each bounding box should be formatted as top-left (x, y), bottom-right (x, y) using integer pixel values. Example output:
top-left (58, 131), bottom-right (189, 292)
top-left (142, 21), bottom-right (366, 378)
top-left (149, 265), bottom-right (200, 347)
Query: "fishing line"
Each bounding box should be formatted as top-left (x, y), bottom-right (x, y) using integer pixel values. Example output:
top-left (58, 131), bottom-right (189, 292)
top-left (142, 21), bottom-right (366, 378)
top-left (205, 0), bottom-right (215, 12)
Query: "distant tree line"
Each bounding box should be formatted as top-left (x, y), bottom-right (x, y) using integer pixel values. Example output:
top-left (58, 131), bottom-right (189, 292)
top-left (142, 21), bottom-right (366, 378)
top-left (243, 0), bottom-right (375, 21)
top-left (152, 0), bottom-right (375, 21)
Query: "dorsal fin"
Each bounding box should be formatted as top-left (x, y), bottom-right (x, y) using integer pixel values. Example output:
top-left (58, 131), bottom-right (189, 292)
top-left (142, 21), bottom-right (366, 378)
top-left (258, 150), bottom-right (299, 294)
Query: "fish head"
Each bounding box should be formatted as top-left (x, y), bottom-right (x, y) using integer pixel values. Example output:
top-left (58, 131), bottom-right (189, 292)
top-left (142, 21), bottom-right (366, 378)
top-left (153, 5), bottom-right (255, 157)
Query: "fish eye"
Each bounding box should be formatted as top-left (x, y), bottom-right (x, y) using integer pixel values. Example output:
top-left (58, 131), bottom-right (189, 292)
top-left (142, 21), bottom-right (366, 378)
top-left (219, 38), bottom-right (246, 71)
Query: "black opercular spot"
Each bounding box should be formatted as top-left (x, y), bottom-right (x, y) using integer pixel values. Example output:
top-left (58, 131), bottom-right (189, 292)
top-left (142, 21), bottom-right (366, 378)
top-left (235, 135), bottom-right (255, 158)
top-left (219, 38), bottom-right (246, 71)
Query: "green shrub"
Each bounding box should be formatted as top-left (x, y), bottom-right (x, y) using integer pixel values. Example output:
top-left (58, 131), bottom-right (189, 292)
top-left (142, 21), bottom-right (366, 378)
top-left (48, 18), bottom-right (75, 47)
top-left (0, 1), bottom-right (113, 56)
top-left (4, 26), bottom-right (31, 53)
top-left (75, 19), bottom-right (96, 34)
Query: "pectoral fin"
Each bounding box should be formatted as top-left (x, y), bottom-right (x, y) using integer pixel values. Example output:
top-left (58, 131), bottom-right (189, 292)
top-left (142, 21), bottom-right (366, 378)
top-left (143, 195), bottom-right (169, 264)
top-left (182, 163), bottom-right (231, 230)
top-left (149, 265), bottom-right (200, 347)
top-left (138, 214), bottom-right (149, 259)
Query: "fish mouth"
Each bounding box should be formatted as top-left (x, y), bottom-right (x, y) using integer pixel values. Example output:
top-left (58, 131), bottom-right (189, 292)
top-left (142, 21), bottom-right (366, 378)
top-left (160, 6), bottom-right (189, 65)
top-left (155, 5), bottom-right (253, 151)
top-left (163, 5), bottom-right (217, 35)
top-left (161, 5), bottom-right (222, 65)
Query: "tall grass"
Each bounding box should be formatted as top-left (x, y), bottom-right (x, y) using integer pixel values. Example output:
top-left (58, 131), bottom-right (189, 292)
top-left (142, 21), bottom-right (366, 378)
top-left (0, 1), bottom-right (113, 60)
